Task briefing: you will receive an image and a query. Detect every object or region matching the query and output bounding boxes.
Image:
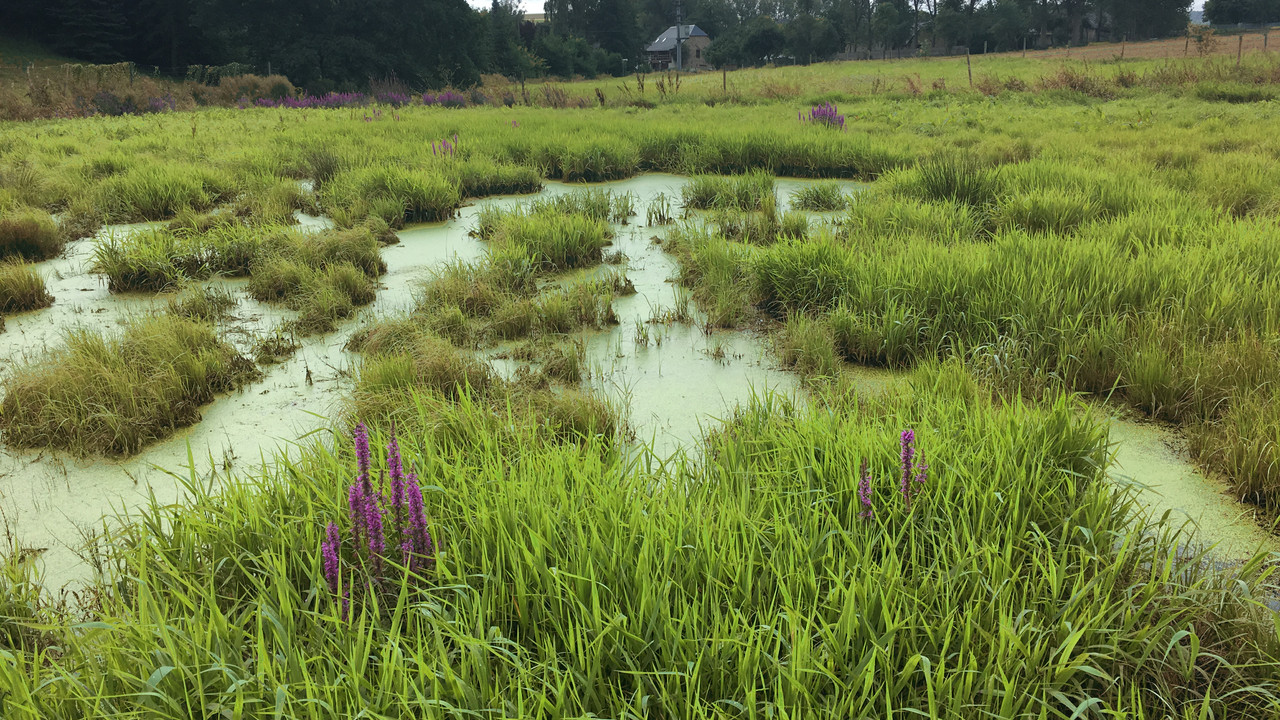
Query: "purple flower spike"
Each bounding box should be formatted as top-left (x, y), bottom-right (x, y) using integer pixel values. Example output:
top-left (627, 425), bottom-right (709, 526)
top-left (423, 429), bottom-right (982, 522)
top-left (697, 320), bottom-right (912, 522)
top-left (802, 101), bottom-right (846, 131)
top-left (403, 471), bottom-right (434, 569)
top-left (322, 522), bottom-right (341, 595)
top-left (364, 493), bottom-right (385, 561)
top-left (355, 423), bottom-right (371, 480)
top-left (858, 459), bottom-right (874, 519)
top-left (387, 430), bottom-right (406, 528)
top-left (347, 483), bottom-right (366, 547)
top-left (326, 420), bottom-right (440, 613)
top-left (900, 429), bottom-right (916, 503)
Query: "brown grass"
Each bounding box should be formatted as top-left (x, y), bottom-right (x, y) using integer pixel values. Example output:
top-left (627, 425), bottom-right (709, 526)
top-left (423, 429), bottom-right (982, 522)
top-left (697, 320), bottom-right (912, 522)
top-left (1006, 29), bottom-right (1280, 62)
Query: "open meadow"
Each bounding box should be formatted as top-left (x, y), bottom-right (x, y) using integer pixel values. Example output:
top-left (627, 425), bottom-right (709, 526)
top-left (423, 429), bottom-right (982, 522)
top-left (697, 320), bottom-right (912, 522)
top-left (3, 49), bottom-right (1280, 717)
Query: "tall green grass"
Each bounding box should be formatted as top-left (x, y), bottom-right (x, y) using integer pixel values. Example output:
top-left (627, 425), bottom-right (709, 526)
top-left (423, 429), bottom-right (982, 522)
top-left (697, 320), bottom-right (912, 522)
top-left (92, 163), bottom-right (235, 222)
top-left (5, 364), bottom-right (1279, 717)
top-left (0, 206), bottom-right (64, 259)
top-left (0, 314), bottom-right (258, 455)
top-left (247, 228), bottom-right (383, 335)
top-left (94, 222), bottom-right (274, 292)
top-left (682, 170), bottom-right (776, 210)
top-left (322, 166), bottom-right (462, 227)
top-left (672, 196), bottom-right (1280, 503)
top-left (483, 211), bottom-right (613, 271)
top-left (790, 181), bottom-right (850, 211)
top-left (0, 260), bottom-right (52, 313)
top-left (165, 284), bottom-right (237, 322)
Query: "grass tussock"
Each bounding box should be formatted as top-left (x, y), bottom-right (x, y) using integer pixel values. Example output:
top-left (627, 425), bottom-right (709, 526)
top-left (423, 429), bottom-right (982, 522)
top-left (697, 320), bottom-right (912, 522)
top-left (682, 170), bottom-right (776, 211)
top-left (0, 315), bottom-right (258, 455)
top-left (97, 222), bottom-right (383, 335)
top-left (790, 181), bottom-right (850, 211)
top-left (0, 207), bottom-right (65, 260)
top-left (248, 257), bottom-right (378, 336)
top-left (0, 260), bottom-right (53, 313)
top-left (94, 222), bottom-right (272, 293)
top-left (165, 284), bottom-right (237, 322)
top-left (322, 166), bottom-right (461, 227)
top-left (481, 207), bottom-right (613, 271)
top-left (93, 164), bottom-right (234, 222)
top-left (420, 252), bottom-right (619, 345)
top-left (529, 188), bottom-right (636, 224)
top-left (455, 160), bottom-right (544, 198)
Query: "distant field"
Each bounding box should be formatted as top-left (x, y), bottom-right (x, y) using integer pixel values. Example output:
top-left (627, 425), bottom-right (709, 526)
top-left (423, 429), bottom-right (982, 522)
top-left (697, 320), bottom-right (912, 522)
top-left (1023, 27), bottom-right (1280, 61)
top-left (5, 27), bottom-right (1280, 111)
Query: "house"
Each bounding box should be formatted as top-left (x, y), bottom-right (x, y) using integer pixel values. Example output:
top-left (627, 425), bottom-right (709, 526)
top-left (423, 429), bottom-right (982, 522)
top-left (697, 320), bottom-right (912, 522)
top-left (645, 25), bottom-right (711, 71)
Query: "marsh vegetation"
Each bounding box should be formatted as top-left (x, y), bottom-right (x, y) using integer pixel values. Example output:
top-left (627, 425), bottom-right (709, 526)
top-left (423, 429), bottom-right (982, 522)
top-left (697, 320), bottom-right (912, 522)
top-left (4, 52), bottom-right (1280, 718)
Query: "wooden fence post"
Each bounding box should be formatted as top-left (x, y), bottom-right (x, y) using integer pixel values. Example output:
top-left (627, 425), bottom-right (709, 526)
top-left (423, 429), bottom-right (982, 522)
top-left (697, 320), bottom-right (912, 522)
top-left (966, 51), bottom-right (972, 88)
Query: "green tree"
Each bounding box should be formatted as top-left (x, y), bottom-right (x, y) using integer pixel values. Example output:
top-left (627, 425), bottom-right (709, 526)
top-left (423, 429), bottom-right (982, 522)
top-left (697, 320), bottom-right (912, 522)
top-left (873, 0), bottom-right (913, 48)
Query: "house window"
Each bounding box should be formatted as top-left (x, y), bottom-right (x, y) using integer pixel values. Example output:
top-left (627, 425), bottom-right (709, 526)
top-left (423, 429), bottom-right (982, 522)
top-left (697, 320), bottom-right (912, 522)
top-left (696, 49), bottom-right (701, 58)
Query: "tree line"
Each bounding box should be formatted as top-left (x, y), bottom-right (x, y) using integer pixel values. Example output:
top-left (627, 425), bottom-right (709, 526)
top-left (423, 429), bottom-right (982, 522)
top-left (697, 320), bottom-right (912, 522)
top-left (0, 0), bottom-right (1192, 90)
top-left (1204, 0), bottom-right (1280, 25)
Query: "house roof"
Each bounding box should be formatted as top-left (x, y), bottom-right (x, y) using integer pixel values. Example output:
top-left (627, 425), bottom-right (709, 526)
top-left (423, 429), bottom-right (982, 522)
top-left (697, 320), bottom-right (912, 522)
top-left (645, 25), bottom-right (708, 53)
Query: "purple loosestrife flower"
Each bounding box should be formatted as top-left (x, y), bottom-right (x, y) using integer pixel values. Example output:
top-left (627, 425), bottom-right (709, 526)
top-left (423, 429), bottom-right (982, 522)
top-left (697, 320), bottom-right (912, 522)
top-left (900, 429), bottom-right (916, 505)
top-left (802, 101), bottom-right (846, 131)
top-left (363, 488), bottom-right (385, 562)
top-left (322, 522), bottom-right (341, 594)
top-left (349, 422), bottom-right (384, 563)
top-left (403, 471), bottom-right (435, 569)
top-left (347, 483), bottom-right (366, 547)
top-left (858, 459), bottom-right (874, 519)
top-left (387, 430), bottom-right (407, 531)
top-left (355, 423), bottom-right (372, 483)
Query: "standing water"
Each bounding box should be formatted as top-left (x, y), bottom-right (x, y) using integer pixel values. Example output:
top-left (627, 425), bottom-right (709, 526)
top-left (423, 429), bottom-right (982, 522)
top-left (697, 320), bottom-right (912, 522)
top-left (1, 175), bottom-right (860, 587)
